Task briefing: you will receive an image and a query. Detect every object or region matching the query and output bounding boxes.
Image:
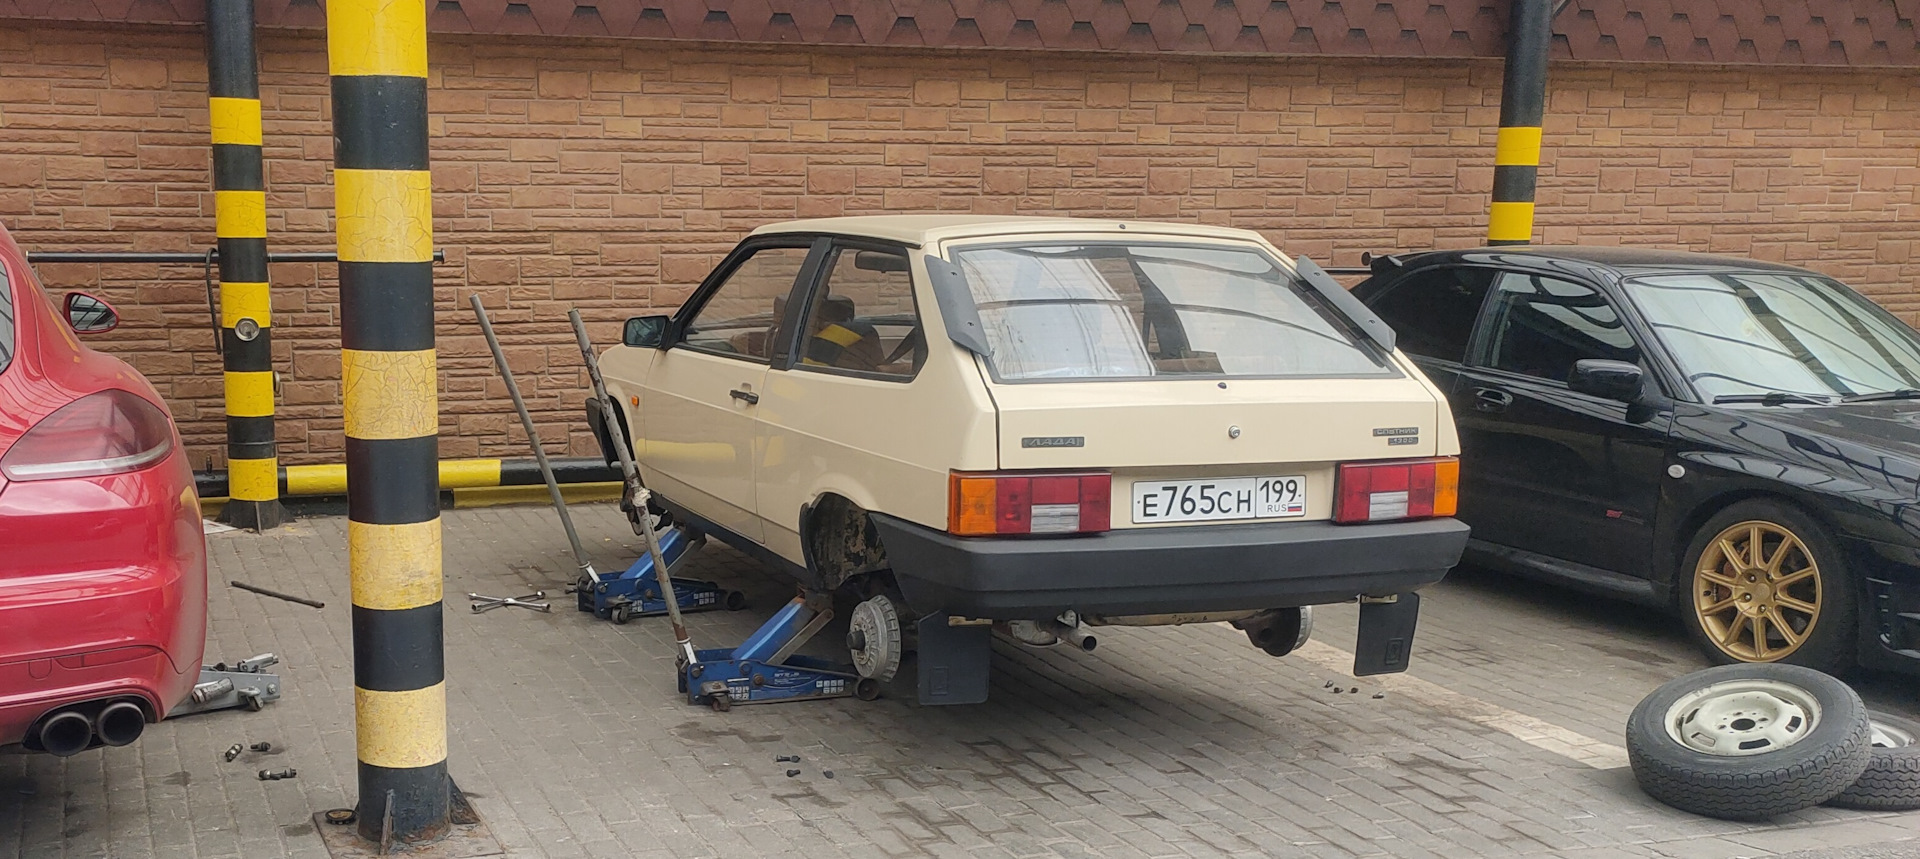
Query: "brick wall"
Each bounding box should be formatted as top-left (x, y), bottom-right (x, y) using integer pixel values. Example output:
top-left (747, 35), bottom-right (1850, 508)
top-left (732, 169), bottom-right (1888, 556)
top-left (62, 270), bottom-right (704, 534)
top-left (3, 23), bottom-right (1918, 467)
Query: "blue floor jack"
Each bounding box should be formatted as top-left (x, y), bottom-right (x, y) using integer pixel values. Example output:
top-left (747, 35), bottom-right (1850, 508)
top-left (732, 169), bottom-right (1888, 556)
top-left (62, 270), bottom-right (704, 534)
top-left (572, 524), bottom-right (748, 625)
top-left (681, 593), bottom-right (875, 711)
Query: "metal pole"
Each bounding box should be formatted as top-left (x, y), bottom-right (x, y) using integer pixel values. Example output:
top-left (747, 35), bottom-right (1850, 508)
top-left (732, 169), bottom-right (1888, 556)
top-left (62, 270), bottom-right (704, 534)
top-left (207, 0), bottom-right (283, 530)
top-left (328, 0), bottom-right (449, 844)
top-left (1488, 0), bottom-right (1551, 246)
top-left (469, 296), bottom-right (598, 585)
top-left (568, 310), bottom-right (696, 666)
top-left (26, 250), bottom-right (445, 264)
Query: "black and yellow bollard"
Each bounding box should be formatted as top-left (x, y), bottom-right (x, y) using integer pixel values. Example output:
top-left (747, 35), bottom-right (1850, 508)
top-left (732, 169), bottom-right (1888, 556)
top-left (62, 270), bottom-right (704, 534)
top-left (1488, 0), bottom-right (1552, 246)
top-left (208, 0), bottom-right (284, 531)
top-left (327, 0), bottom-right (448, 844)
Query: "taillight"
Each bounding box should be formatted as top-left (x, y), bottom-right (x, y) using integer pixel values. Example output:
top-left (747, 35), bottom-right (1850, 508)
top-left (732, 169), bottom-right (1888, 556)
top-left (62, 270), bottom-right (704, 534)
top-left (0, 390), bottom-right (176, 481)
top-left (1334, 457), bottom-right (1458, 524)
top-left (949, 471), bottom-right (1111, 536)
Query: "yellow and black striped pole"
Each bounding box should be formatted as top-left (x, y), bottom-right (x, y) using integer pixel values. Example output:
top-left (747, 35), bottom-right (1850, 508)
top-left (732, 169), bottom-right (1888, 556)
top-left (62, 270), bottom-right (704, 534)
top-left (1488, 0), bottom-right (1551, 246)
top-left (328, 0), bottom-right (448, 844)
top-left (208, 0), bottom-right (283, 531)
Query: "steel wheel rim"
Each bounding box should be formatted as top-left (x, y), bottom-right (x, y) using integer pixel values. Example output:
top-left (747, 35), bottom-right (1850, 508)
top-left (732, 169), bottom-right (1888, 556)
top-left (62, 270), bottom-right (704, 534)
top-left (1870, 717), bottom-right (1916, 749)
top-left (1693, 519), bottom-right (1821, 662)
top-left (1664, 678), bottom-right (1823, 756)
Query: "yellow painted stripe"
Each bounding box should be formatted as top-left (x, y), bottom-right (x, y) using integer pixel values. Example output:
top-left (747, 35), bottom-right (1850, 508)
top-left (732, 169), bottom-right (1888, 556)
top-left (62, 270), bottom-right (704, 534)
top-left (208, 97), bottom-right (263, 146)
top-left (220, 281), bottom-right (272, 329)
top-left (285, 463), bottom-right (346, 496)
top-left (1494, 126), bottom-right (1544, 167)
top-left (437, 458), bottom-right (501, 489)
top-left (354, 684), bottom-right (446, 769)
top-left (327, 0), bottom-right (429, 78)
top-left (214, 190), bottom-right (267, 239)
top-left (335, 169), bottom-right (433, 263)
top-left (228, 457), bottom-right (279, 502)
top-left (349, 518), bottom-right (442, 611)
top-left (453, 482), bottom-right (622, 508)
top-left (342, 349), bottom-right (437, 439)
top-left (1487, 201), bottom-right (1537, 244)
top-left (224, 371), bottom-right (275, 417)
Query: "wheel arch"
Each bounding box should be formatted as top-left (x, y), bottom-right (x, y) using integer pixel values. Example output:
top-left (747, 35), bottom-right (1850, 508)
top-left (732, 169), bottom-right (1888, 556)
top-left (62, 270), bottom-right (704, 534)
top-left (798, 491), bottom-right (893, 593)
top-left (1664, 487), bottom-right (1838, 594)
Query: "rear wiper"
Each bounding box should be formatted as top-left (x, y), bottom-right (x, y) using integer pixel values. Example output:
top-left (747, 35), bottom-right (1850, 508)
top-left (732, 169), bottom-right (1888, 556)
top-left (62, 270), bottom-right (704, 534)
top-left (1842, 388), bottom-right (1920, 403)
top-left (1712, 392), bottom-right (1833, 405)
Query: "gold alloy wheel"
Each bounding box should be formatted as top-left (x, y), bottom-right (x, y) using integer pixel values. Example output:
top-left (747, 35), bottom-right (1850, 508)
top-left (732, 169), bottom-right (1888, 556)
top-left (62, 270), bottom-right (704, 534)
top-left (1694, 520), bottom-right (1822, 662)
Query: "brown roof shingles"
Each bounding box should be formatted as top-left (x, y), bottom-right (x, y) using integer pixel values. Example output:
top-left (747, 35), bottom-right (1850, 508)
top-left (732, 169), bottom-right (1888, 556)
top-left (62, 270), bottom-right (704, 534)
top-left (5, 0), bottom-right (1917, 67)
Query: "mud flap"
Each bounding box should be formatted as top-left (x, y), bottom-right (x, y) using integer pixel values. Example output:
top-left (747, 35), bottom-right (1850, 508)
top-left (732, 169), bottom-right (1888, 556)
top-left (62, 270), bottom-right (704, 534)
top-left (916, 612), bottom-right (990, 705)
top-left (1353, 592), bottom-right (1420, 676)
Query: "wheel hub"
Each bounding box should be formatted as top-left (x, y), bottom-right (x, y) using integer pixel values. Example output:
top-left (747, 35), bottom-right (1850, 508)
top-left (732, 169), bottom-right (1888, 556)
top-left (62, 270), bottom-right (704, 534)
top-left (1664, 678), bottom-right (1823, 756)
top-left (847, 595), bottom-right (902, 683)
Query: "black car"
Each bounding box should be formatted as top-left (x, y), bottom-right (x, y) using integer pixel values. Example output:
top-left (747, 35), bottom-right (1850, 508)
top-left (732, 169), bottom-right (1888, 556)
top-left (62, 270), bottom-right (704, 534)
top-left (1354, 247), bottom-right (1920, 676)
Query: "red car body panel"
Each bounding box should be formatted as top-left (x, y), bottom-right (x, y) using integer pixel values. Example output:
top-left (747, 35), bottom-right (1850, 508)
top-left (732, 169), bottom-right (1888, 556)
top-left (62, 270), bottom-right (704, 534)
top-left (0, 223), bottom-right (206, 748)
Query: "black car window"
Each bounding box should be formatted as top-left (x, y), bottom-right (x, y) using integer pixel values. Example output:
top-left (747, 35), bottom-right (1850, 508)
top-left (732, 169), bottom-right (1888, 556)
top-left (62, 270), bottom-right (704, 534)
top-left (679, 246), bottom-right (812, 362)
top-left (1365, 267), bottom-right (1494, 363)
top-left (1481, 272), bottom-right (1640, 384)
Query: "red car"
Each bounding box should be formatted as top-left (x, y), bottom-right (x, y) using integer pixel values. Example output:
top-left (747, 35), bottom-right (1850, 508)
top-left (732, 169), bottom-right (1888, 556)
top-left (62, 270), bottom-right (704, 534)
top-left (0, 222), bottom-right (206, 756)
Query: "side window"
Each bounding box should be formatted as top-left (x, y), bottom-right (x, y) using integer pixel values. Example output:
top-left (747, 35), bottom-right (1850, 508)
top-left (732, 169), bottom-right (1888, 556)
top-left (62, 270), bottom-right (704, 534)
top-left (1481, 271), bottom-right (1640, 384)
top-left (679, 246), bottom-right (811, 362)
top-left (795, 247), bottom-right (923, 379)
top-left (1366, 267), bottom-right (1495, 363)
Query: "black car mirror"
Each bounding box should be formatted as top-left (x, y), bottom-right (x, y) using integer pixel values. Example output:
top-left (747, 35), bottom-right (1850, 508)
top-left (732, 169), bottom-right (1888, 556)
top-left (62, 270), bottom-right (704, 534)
top-left (623, 315), bottom-right (670, 348)
top-left (1568, 359), bottom-right (1643, 402)
top-left (64, 292), bottom-right (119, 334)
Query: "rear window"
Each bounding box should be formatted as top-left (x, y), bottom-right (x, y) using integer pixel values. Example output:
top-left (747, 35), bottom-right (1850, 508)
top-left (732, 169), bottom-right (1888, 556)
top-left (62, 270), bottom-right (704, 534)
top-left (950, 242), bottom-right (1393, 381)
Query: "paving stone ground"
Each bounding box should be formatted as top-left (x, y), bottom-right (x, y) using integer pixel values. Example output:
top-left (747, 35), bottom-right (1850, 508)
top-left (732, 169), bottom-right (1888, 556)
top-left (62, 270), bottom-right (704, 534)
top-left (4, 503), bottom-right (1919, 858)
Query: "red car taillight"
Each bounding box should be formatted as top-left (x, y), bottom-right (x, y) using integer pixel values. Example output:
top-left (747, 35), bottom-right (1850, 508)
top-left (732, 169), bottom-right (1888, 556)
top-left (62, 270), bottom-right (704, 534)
top-left (0, 389), bottom-right (176, 482)
top-left (1334, 457), bottom-right (1459, 524)
top-left (949, 471), bottom-right (1111, 536)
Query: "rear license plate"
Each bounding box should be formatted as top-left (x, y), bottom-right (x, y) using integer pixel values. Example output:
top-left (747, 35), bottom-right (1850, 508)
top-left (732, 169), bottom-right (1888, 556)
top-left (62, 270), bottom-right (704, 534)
top-left (1130, 476), bottom-right (1306, 524)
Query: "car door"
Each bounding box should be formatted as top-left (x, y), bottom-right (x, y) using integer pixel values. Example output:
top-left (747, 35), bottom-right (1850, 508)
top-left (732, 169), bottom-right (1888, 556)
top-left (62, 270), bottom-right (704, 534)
top-left (638, 240), bottom-right (818, 543)
top-left (754, 240), bottom-right (936, 565)
top-left (1361, 264), bottom-right (1499, 405)
top-left (1454, 269), bottom-right (1674, 577)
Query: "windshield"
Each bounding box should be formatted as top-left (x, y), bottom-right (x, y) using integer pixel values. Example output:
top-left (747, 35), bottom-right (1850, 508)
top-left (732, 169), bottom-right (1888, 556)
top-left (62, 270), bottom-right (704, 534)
top-left (950, 242), bottom-right (1393, 381)
top-left (1625, 271), bottom-right (1920, 402)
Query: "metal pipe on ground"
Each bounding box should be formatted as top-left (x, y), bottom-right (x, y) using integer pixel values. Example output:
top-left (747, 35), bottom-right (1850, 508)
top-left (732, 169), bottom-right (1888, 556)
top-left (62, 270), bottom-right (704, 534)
top-left (1487, 0), bottom-right (1552, 246)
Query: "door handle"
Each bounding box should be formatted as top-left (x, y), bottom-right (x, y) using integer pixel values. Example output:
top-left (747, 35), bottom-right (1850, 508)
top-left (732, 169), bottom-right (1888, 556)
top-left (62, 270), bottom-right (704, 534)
top-left (729, 388), bottom-right (759, 405)
top-left (1474, 388), bottom-right (1512, 413)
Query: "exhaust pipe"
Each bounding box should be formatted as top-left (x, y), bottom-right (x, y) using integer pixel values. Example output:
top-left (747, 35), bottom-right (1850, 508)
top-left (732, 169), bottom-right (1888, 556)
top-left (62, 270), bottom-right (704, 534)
top-left (37, 711), bottom-right (93, 757)
top-left (95, 702), bottom-right (146, 747)
top-left (1055, 623), bottom-right (1097, 652)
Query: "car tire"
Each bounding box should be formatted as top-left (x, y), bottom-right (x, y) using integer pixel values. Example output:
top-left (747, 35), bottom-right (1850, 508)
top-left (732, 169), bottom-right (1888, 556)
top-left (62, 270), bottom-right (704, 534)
top-left (1626, 663), bottom-right (1871, 820)
top-left (1826, 711), bottom-right (1920, 811)
top-left (1678, 499), bottom-right (1856, 676)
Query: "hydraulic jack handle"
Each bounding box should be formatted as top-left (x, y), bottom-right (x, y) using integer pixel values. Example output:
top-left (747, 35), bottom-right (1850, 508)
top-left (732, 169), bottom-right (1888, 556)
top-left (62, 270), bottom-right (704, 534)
top-left (569, 308), bottom-right (697, 667)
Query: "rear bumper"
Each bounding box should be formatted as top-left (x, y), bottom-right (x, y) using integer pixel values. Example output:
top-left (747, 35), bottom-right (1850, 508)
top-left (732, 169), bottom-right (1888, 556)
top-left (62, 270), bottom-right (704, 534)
top-left (871, 514), bottom-right (1469, 619)
top-left (0, 452), bottom-right (207, 747)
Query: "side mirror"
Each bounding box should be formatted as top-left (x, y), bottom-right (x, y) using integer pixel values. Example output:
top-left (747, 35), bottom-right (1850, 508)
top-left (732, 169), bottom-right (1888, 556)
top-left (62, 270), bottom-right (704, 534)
top-left (623, 315), bottom-right (670, 348)
top-left (1568, 359), bottom-right (1642, 402)
top-left (64, 292), bottom-right (119, 334)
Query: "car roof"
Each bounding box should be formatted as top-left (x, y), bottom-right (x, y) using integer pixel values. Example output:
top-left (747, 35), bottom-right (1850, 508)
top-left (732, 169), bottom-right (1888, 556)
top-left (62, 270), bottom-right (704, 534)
top-left (750, 215), bottom-right (1269, 247)
top-left (1396, 246), bottom-right (1821, 279)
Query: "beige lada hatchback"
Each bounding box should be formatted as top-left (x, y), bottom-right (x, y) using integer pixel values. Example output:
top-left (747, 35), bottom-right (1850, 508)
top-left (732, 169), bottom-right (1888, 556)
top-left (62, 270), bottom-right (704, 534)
top-left (591, 216), bottom-right (1469, 704)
